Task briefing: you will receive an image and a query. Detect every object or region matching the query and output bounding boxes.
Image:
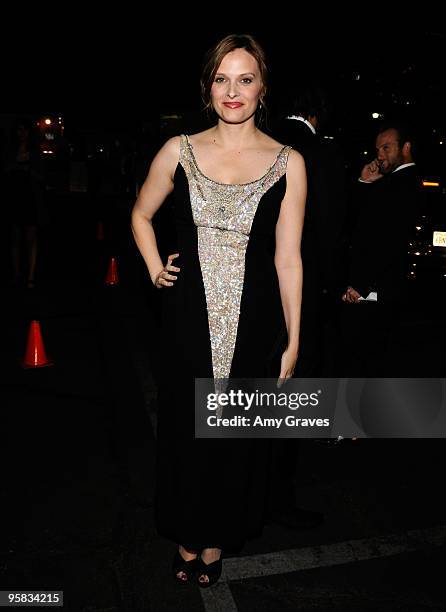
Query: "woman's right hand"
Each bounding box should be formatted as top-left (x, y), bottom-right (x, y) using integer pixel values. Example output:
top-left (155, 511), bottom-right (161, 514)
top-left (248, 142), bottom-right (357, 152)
top-left (154, 253), bottom-right (180, 288)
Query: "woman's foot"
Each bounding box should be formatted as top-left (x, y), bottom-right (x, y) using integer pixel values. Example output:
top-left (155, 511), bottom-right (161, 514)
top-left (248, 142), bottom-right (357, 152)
top-left (172, 546), bottom-right (198, 583)
top-left (197, 548), bottom-right (222, 588)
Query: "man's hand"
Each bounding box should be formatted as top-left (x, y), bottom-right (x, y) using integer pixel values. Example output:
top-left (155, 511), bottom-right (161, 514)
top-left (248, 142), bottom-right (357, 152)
top-left (360, 159), bottom-right (384, 183)
top-left (342, 286), bottom-right (362, 303)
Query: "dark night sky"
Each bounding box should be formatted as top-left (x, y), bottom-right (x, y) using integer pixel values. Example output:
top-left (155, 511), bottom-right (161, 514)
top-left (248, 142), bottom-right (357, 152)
top-left (1, 11), bottom-right (444, 180)
top-left (3, 14), bottom-right (445, 137)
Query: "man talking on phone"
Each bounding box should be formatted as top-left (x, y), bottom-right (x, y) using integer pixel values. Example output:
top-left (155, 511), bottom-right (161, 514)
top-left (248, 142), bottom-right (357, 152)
top-left (340, 122), bottom-right (421, 376)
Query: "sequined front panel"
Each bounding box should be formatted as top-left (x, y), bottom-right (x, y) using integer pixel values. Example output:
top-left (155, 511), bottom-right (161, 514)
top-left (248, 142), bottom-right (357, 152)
top-left (180, 134), bottom-right (290, 380)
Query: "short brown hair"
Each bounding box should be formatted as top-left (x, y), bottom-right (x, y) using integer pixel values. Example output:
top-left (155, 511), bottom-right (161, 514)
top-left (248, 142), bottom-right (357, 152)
top-left (200, 34), bottom-right (268, 113)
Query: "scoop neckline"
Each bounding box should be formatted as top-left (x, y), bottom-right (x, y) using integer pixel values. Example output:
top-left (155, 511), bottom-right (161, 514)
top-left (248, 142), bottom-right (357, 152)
top-left (184, 134), bottom-right (288, 187)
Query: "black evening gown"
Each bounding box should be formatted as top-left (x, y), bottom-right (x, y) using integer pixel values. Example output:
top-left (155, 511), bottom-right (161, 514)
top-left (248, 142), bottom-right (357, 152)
top-left (155, 135), bottom-right (291, 552)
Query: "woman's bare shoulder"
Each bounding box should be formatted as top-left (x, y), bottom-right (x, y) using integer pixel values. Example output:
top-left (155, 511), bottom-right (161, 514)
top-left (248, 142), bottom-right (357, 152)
top-left (285, 149), bottom-right (306, 185)
top-left (151, 136), bottom-right (182, 171)
top-left (260, 132), bottom-right (282, 146)
top-left (284, 148), bottom-right (306, 190)
top-left (257, 131), bottom-right (290, 155)
top-left (287, 147), bottom-right (304, 165)
top-left (159, 135), bottom-right (182, 157)
top-left (257, 134), bottom-right (304, 173)
top-left (187, 128), bottom-right (215, 146)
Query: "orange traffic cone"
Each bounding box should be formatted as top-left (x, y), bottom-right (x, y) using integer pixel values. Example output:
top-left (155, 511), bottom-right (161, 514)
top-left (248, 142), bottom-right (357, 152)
top-left (105, 256), bottom-right (119, 285)
top-left (22, 320), bottom-right (53, 368)
top-left (97, 221), bottom-right (105, 241)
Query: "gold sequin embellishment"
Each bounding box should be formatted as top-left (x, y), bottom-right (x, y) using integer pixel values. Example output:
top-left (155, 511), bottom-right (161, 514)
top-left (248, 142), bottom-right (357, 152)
top-left (180, 134), bottom-right (290, 380)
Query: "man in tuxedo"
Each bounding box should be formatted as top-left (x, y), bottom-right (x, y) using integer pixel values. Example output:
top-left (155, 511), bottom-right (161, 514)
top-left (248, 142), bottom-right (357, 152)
top-left (267, 86), bottom-right (346, 530)
top-left (341, 123), bottom-right (421, 376)
top-left (275, 85), bottom-right (346, 376)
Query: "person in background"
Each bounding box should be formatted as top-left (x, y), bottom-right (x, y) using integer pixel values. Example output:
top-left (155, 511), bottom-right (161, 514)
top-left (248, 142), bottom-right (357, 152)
top-left (341, 122), bottom-right (420, 375)
top-left (267, 85), bottom-right (347, 530)
top-left (3, 117), bottom-right (46, 288)
top-left (275, 83), bottom-right (346, 376)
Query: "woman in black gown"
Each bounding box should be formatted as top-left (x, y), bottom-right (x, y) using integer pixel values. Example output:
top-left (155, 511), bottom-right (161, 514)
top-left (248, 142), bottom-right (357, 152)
top-left (131, 34), bottom-right (306, 587)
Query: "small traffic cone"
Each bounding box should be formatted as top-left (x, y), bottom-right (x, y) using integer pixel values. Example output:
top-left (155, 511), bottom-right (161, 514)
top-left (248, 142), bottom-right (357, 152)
top-left (22, 320), bottom-right (53, 368)
top-left (105, 256), bottom-right (119, 285)
top-left (96, 221), bottom-right (105, 241)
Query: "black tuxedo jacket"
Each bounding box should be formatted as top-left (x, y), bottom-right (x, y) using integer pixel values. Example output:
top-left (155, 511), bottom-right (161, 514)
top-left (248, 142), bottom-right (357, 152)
top-left (348, 165), bottom-right (421, 305)
top-left (275, 118), bottom-right (346, 297)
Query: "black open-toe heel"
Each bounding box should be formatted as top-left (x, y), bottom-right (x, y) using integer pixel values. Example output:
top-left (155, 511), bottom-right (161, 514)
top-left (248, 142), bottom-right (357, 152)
top-left (172, 549), bottom-right (198, 584)
top-left (197, 557), bottom-right (223, 588)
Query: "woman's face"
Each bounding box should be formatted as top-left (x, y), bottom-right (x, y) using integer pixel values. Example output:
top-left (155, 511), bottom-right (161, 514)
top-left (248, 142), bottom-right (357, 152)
top-left (210, 48), bottom-right (263, 124)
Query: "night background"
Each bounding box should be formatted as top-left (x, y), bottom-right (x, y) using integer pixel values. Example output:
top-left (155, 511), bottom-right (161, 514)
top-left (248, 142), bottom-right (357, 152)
top-left (1, 15), bottom-right (446, 612)
top-left (3, 18), bottom-right (446, 161)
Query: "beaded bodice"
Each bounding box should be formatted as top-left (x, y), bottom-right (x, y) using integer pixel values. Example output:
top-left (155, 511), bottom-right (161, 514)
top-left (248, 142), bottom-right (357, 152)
top-left (179, 134), bottom-right (291, 380)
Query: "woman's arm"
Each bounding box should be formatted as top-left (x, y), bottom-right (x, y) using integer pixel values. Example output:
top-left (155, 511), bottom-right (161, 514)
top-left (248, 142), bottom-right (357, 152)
top-left (131, 136), bottom-right (180, 286)
top-left (274, 149), bottom-right (307, 380)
